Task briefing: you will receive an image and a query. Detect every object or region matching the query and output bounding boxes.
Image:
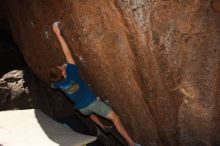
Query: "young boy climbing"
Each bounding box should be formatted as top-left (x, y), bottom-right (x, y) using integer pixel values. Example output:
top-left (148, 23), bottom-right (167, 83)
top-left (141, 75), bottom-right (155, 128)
top-left (49, 21), bottom-right (141, 146)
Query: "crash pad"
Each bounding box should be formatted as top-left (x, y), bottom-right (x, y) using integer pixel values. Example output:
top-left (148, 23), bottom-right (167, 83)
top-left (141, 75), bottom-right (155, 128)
top-left (0, 109), bottom-right (97, 146)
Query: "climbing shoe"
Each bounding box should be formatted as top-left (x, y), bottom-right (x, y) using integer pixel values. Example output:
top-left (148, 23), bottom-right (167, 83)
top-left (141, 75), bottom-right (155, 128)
top-left (103, 125), bottom-right (112, 133)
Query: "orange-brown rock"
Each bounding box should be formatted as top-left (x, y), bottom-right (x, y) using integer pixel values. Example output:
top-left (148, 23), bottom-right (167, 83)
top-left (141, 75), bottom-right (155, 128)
top-left (3, 0), bottom-right (220, 145)
top-left (212, 0), bottom-right (220, 12)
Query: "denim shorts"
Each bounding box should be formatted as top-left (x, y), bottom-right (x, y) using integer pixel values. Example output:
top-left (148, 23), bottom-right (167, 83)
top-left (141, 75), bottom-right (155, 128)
top-left (79, 99), bottom-right (112, 117)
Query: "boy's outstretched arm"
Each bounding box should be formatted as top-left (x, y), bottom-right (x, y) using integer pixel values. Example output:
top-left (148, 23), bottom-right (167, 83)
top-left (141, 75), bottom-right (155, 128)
top-left (52, 21), bottom-right (75, 64)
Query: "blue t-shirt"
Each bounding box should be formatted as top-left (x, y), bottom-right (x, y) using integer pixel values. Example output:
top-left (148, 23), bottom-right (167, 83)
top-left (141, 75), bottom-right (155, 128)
top-left (52, 63), bottom-right (97, 109)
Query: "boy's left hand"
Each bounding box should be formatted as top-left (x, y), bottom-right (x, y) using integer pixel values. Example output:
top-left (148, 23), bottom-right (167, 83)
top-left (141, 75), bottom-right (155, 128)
top-left (52, 21), bottom-right (61, 36)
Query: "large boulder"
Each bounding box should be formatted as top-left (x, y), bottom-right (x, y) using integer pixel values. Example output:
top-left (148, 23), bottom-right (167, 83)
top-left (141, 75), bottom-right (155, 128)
top-left (2, 0), bottom-right (220, 145)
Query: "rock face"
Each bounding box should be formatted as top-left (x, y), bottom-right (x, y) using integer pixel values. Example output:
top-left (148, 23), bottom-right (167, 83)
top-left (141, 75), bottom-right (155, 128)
top-left (3, 0), bottom-right (220, 145)
top-left (212, 0), bottom-right (220, 13)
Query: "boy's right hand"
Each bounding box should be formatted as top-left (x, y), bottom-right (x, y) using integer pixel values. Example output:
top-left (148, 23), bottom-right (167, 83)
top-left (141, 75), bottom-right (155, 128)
top-left (52, 21), bottom-right (61, 36)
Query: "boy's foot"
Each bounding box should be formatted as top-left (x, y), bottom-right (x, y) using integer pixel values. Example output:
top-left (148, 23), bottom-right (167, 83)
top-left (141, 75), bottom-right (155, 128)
top-left (103, 125), bottom-right (112, 133)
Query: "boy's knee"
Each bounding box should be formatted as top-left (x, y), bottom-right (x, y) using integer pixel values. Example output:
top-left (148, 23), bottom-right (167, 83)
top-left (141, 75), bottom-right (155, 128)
top-left (114, 115), bottom-right (120, 123)
top-left (108, 112), bottom-right (120, 123)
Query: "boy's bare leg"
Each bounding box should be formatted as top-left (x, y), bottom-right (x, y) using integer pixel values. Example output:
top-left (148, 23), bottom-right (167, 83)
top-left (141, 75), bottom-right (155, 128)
top-left (90, 114), bottom-right (105, 129)
top-left (90, 114), bottom-right (112, 130)
top-left (106, 111), bottom-right (135, 146)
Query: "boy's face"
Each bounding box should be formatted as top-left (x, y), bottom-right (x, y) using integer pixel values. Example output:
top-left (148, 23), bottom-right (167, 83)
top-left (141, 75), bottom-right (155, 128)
top-left (56, 64), bottom-right (66, 77)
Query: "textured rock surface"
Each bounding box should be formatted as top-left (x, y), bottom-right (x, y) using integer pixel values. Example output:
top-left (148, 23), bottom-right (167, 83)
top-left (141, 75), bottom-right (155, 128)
top-left (212, 0), bottom-right (220, 12)
top-left (3, 0), bottom-right (220, 145)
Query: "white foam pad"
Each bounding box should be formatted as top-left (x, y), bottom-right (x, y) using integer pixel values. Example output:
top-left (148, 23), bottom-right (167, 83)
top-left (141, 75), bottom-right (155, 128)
top-left (0, 109), bottom-right (96, 146)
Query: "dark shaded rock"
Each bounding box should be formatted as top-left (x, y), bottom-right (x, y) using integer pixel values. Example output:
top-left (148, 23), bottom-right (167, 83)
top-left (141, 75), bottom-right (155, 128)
top-left (2, 0), bottom-right (220, 145)
top-left (0, 23), bottom-right (26, 77)
top-left (0, 3), bottom-right (26, 77)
